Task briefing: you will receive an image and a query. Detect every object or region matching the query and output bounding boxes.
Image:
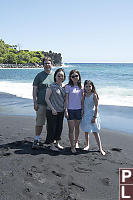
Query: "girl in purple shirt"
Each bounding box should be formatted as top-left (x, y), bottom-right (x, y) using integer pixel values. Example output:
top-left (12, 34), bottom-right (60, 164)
top-left (65, 70), bottom-right (83, 153)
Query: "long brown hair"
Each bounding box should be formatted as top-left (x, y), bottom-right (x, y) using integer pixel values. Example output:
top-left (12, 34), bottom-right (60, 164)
top-left (84, 80), bottom-right (99, 100)
top-left (68, 69), bottom-right (82, 89)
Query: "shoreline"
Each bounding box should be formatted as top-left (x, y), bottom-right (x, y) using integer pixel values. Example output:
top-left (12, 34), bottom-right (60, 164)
top-left (0, 114), bottom-right (133, 199)
top-left (0, 91), bottom-right (133, 135)
top-left (0, 112), bottom-right (132, 137)
top-left (0, 64), bottom-right (62, 69)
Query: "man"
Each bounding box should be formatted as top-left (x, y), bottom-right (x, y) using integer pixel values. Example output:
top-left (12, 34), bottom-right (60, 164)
top-left (32, 57), bottom-right (54, 149)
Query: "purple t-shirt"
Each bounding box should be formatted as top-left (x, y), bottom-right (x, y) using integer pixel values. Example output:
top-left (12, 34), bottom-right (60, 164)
top-left (65, 85), bottom-right (83, 110)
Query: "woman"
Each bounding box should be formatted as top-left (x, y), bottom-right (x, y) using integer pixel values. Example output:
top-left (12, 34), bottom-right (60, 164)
top-left (65, 70), bottom-right (83, 153)
top-left (45, 68), bottom-right (66, 151)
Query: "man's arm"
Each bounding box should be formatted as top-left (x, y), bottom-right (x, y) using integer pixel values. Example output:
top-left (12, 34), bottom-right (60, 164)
top-left (33, 86), bottom-right (38, 111)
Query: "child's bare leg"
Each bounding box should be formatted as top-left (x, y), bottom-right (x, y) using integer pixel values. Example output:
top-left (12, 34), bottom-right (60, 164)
top-left (83, 132), bottom-right (89, 150)
top-left (68, 120), bottom-right (76, 153)
top-left (74, 120), bottom-right (80, 148)
top-left (93, 132), bottom-right (106, 155)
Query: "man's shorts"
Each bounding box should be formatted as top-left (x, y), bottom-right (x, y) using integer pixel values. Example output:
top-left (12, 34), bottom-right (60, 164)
top-left (36, 104), bottom-right (46, 126)
top-left (68, 109), bottom-right (82, 120)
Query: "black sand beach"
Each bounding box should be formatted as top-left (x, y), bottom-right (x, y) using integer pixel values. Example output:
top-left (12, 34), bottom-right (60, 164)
top-left (0, 115), bottom-right (133, 200)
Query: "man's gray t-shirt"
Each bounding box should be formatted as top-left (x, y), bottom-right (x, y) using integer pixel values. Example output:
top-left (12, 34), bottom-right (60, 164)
top-left (33, 71), bottom-right (54, 105)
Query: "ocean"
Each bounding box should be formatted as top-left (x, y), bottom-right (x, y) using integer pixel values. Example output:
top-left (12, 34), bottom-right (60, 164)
top-left (0, 63), bottom-right (133, 134)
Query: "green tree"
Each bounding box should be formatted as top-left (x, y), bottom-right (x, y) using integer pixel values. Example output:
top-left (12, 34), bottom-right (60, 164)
top-left (0, 39), bottom-right (62, 66)
top-left (3, 52), bottom-right (17, 64)
top-left (29, 57), bottom-right (40, 64)
top-left (0, 57), bottom-right (3, 63)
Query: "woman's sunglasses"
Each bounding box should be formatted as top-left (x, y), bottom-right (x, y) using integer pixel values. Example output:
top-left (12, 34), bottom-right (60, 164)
top-left (71, 74), bottom-right (79, 78)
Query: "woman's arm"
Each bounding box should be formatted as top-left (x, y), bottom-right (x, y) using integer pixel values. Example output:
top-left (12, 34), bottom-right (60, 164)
top-left (45, 88), bottom-right (57, 115)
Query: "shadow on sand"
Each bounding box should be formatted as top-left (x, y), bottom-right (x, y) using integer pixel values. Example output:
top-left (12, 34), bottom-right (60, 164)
top-left (0, 138), bottom-right (100, 157)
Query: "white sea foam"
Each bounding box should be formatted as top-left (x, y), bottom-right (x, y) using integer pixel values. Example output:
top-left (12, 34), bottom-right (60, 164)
top-left (0, 81), bottom-right (33, 99)
top-left (0, 81), bottom-right (133, 107)
top-left (61, 63), bottom-right (73, 68)
top-left (98, 87), bottom-right (133, 107)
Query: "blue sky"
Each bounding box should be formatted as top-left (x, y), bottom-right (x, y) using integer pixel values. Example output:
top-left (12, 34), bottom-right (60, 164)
top-left (0, 0), bottom-right (133, 63)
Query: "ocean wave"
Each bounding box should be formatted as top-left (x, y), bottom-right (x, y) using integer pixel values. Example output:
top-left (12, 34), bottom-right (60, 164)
top-left (61, 63), bottom-right (73, 68)
top-left (98, 87), bottom-right (133, 107)
top-left (0, 81), bottom-right (33, 99)
top-left (0, 81), bottom-right (133, 107)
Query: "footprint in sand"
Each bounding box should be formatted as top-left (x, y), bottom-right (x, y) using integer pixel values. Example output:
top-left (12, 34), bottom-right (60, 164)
top-left (0, 147), bottom-right (11, 157)
top-left (101, 177), bottom-right (112, 186)
top-left (74, 166), bottom-right (92, 173)
top-left (26, 167), bottom-right (47, 184)
top-left (52, 170), bottom-right (65, 178)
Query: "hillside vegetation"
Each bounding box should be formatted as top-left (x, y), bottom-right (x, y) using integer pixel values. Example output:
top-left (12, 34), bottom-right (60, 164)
top-left (0, 40), bottom-right (62, 66)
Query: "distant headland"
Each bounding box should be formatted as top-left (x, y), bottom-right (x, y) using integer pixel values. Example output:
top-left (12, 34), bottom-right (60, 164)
top-left (0, 39), bottom-right (62, 68)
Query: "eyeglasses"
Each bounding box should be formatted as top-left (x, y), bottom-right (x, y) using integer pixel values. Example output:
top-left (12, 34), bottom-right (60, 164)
top-left (44, 62), bottom-right (50, 65)
top-left (71, 74), bottom-right (79, 78)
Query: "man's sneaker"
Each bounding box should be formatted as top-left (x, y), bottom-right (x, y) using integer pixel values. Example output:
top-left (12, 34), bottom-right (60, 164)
top-left (38, 141), bottom-right (44, 147)
top-left (32, 140), bottom-right (40, 149)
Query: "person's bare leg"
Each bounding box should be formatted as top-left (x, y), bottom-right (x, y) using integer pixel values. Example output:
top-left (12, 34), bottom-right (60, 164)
top-left (35, 126), bottom-right (43, 136)
top-left (68, 120), bottom-right (76, 153)
top-left (32, 126), bottom-right (43, 149)
top-left (74, 120), bottom-right (80, 148)
top-left (93, 132), bottom-right (106, 155)
top-left (83, 132), bottom-right (90, 150)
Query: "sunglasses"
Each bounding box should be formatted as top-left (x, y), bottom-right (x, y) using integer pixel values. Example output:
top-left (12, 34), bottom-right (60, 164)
top-left (71, 74), bottom-right (79, 78)
top-left (57, 75), bottom-right (64, 78)
top-left (44, 62), bottom-right (50, 65)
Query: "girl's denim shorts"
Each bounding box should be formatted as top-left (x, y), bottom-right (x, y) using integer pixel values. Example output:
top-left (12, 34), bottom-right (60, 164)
top-left (68, 109), bottom-right (82, 120)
